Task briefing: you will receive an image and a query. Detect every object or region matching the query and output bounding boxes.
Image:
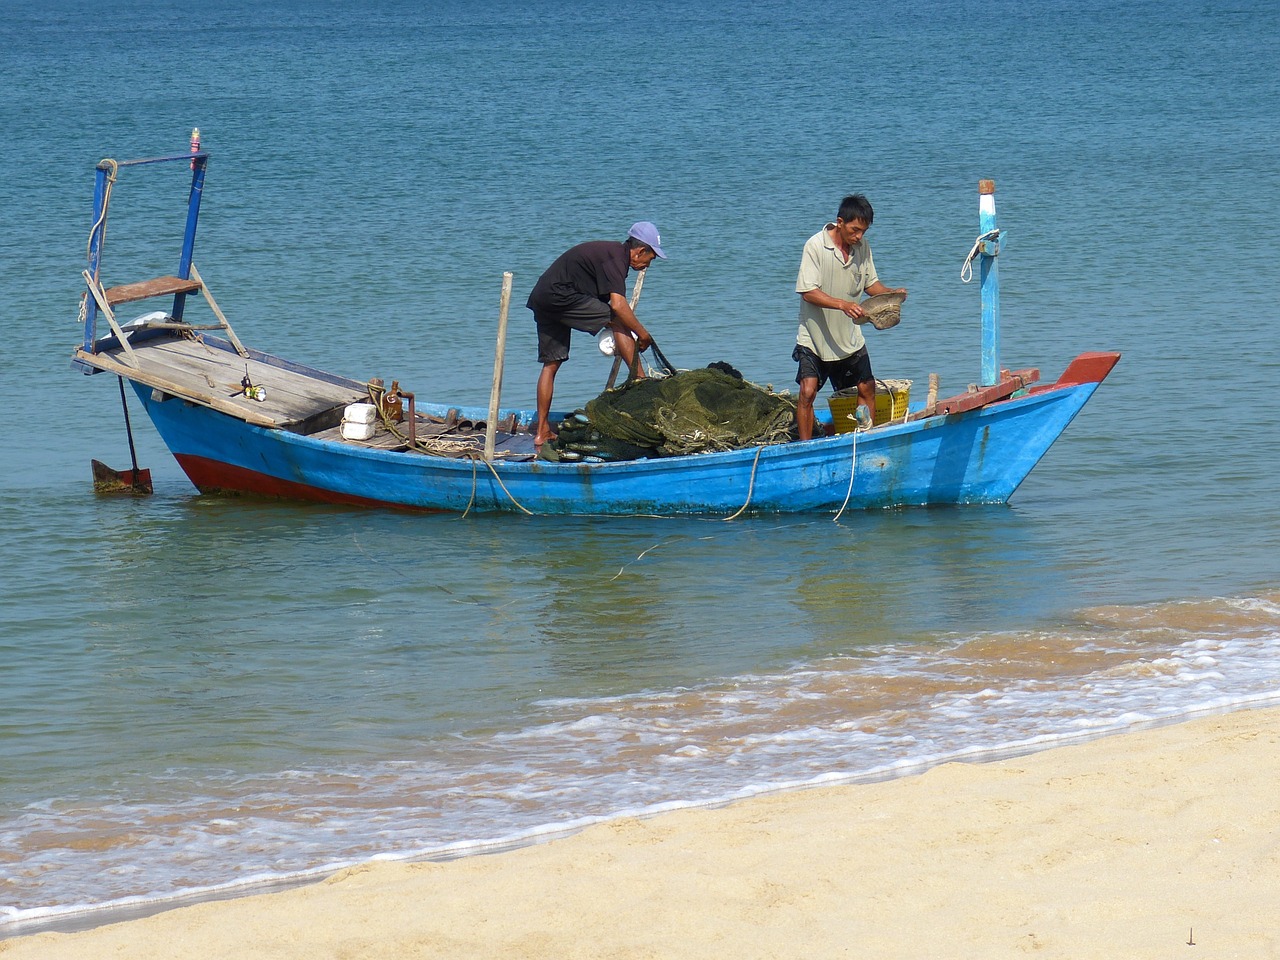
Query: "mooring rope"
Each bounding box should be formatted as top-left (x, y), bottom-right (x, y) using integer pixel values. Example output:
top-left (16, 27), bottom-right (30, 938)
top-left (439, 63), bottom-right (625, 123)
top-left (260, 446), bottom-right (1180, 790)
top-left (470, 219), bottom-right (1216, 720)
top-left (720, 445), bottom-right (765, 521)
top-left (86, 159), bottom-right (118, 278)
top-left (457, 457), bottom-right (480, 520)
top-left (960, 228), bottom-right (1002, 283)
top-left (832, 430), bottom-right (858, 522)
top-left (354, 383), bottom-right (776, 520)
top-left (476, 454), bottom-right (534, 515)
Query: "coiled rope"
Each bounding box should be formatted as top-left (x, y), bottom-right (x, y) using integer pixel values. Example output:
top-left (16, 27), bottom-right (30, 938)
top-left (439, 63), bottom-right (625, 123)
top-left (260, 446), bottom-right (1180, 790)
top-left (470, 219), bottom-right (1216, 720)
top-left (960, 228), bottom-right (1002, 283)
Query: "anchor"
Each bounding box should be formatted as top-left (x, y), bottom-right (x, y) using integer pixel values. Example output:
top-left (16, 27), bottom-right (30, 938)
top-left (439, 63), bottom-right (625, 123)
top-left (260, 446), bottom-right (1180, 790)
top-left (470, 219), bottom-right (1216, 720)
top-left (92, 376), bottom-right (153, 495)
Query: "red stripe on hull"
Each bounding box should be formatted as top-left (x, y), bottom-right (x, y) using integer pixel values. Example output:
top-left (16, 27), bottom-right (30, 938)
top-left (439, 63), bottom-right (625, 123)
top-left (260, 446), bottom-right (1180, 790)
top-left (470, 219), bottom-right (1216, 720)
top-left (174, 454), bottom-right (442, 512)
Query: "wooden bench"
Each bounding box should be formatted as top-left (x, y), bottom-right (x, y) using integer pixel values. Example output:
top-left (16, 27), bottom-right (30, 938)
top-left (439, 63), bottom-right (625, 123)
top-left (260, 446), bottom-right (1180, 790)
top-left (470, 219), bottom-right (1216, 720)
top-left (104, 275), bottom-right (203, 306)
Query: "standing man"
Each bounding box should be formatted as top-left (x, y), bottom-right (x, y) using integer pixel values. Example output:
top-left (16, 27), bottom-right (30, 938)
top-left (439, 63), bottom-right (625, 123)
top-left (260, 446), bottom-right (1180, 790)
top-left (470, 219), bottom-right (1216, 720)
top-left (793, 194), bottom-right (907, 440)
top-left (526, 222), bottom-right (666, 448)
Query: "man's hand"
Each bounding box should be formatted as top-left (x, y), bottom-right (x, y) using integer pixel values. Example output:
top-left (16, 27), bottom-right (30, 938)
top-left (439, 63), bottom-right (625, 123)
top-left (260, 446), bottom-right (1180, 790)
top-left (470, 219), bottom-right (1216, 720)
top-left (801, 288), bottom-right (864, 319)
top-left (609, 291), bottom-right (652, 349)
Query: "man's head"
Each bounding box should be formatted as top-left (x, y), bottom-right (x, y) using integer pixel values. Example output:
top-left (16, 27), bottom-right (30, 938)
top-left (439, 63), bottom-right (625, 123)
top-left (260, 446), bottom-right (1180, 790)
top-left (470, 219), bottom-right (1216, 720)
top-left (833, 194), bottom-right (874, 248)
top-left (626, 221), bottom-right (666, 269)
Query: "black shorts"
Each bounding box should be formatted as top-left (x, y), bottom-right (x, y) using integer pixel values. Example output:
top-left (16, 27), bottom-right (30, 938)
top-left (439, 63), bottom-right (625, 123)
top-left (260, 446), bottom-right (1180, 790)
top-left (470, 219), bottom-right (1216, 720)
top-left (792, 343), bottom-right (873, 392)
top-left (533, 294), bottom-right (613, 364)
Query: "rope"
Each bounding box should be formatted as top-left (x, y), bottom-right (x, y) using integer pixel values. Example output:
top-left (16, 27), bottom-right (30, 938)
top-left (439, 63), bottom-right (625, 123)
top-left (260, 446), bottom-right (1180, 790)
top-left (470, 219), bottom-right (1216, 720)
top-left (416, 435), bottom-right (486, 457)
top-left (86, 160), bottom-right (118, 280)
top-left (354, 378), bottom-right (775, 520)
top-left (457, 457), bottom-right (479, 519)
top-left (721, 445), bottom-right (765, 521)
top-left (452, 450), bottom-right (534, 517)
top-left (871, 378), bottom-right (912, 425)
top-left (364, 393), bottom-right (517, 461)
top-left (832, 431), bottom-right (858, 521)
top-left (608, 536), bottom-right (688, 581)
top-left (960, 228), bottom-right (1002, 283)
top-left (476, 453), bottom-right (534, 515)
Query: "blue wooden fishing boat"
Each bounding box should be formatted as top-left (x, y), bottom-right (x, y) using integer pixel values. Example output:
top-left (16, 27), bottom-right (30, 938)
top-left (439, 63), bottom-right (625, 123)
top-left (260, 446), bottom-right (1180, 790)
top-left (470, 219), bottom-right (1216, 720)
top-left (73, 141), bottom-right (1119, 516)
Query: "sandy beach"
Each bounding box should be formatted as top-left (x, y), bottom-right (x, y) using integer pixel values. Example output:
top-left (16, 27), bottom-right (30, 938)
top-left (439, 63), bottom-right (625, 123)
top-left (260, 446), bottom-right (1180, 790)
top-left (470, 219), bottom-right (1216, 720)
top-left (4, 706), bottom-right (1278, 960)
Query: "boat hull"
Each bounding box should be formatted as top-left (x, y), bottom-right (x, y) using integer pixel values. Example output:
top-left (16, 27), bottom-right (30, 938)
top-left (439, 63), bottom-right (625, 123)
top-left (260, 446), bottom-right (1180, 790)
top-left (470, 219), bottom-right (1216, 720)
top-left (131, 357), bottom-right (1114, 516)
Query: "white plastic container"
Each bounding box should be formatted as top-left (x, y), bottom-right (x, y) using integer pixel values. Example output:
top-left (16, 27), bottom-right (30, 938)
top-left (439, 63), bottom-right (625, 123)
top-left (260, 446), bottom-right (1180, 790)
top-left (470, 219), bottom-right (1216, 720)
top-left (341, 402), bottom-right (378, 441)
top-left (341, 420), bottom-right (376, 441)
top-left (344, 403), bottom-right (377, 424)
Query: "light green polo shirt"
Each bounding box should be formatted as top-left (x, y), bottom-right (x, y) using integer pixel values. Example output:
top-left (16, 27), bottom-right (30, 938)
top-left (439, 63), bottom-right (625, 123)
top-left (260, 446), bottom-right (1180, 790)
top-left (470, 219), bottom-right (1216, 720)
top-left (795, 223), bottom-right (879, 361)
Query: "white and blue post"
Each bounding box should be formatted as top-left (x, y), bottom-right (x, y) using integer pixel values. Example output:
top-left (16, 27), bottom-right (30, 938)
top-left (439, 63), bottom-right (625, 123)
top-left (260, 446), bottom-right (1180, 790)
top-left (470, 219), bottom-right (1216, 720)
top-left (82, 162), bottom-right (113, 352)
top-left (978, 179), bottom-right (1001, 387)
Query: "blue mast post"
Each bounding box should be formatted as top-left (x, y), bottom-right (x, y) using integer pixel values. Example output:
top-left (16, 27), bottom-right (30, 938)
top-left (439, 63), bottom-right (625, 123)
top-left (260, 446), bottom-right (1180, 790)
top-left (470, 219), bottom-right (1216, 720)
top-left (978, 179), bottom-right (1001, 386)
top-left (82, 160), bottom-right (114, 353)
top-left (172, 153), bottom-right (208, 322)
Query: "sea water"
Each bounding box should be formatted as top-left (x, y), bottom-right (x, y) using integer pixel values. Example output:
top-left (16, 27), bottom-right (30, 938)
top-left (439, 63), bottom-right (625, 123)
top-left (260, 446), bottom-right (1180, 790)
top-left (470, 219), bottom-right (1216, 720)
top-left (2, 0), bottom-right (1279, 936)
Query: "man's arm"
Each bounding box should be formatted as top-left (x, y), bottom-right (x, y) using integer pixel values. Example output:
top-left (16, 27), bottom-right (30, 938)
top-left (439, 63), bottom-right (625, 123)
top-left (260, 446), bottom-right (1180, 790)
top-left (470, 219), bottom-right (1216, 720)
top-left (800, 288), bottom-right (865, 319)
top-left (864, 281), bottom-right (908, 298)
top-left (608, 292), bottom-right (652, 348)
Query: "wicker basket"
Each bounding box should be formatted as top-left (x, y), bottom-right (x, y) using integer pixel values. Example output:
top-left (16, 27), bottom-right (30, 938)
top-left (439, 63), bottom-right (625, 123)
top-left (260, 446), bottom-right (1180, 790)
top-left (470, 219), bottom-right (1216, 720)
top-left (828, 379), bottom-right (912, 432)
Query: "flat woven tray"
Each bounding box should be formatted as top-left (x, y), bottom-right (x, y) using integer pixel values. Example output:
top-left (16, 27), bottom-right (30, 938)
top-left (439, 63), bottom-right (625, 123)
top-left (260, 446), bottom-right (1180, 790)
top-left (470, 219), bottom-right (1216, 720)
top-left (858, 291), bottom-right (904, 329)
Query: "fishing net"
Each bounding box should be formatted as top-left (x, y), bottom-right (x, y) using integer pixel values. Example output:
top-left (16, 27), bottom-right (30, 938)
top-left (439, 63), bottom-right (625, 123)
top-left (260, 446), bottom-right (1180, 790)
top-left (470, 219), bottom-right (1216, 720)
top-left (546, 365), bottom-right (797, 462)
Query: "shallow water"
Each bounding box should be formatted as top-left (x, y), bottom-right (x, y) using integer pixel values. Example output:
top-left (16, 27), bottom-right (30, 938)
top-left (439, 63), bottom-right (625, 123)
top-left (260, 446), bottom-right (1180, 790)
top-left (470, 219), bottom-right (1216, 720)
top-left (2, 0), bottom-right (1279, 936)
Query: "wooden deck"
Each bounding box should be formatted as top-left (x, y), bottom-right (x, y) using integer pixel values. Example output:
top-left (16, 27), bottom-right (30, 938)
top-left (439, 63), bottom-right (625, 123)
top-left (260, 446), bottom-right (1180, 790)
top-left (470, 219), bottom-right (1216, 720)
top-left (74, 328), bottom-right (537, 459)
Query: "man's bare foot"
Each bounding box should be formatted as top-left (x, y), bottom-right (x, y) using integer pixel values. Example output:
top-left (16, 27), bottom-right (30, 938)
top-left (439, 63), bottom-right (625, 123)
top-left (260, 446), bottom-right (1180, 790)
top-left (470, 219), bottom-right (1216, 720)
top-left (533, 432), bottom-right (557, 449)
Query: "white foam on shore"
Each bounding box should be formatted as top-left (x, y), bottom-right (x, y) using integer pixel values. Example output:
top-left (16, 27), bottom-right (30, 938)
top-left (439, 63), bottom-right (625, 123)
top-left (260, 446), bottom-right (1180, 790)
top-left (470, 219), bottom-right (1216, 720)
top-left (5, 595), bottom-right (1280, 939)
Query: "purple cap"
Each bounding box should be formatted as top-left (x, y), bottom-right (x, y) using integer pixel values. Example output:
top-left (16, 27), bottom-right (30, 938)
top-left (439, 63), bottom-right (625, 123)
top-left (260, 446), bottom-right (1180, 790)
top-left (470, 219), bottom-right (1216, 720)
top-left (627, 221), bottom-right (667, 259)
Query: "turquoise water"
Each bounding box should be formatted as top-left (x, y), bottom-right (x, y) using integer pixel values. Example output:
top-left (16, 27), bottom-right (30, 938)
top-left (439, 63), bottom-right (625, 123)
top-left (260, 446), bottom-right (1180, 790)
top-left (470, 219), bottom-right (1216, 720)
top-left (2, 0), bottom-right (1280, 934)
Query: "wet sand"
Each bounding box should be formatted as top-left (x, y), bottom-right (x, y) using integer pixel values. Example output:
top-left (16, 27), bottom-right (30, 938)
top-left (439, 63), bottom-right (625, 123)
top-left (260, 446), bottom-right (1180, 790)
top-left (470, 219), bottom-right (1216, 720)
top-left (4, 706), bottom-right (1278, 960)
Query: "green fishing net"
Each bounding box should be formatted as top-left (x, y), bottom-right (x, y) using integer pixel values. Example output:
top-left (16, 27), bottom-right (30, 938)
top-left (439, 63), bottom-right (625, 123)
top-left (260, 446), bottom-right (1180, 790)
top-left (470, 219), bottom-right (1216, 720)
top-left (547, 366), bottom-right (797, 462)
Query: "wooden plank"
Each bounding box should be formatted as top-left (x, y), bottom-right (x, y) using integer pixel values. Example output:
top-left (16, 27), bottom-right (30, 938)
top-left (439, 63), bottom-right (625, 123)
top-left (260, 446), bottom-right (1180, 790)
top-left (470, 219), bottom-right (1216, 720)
top-left (931, 368), bottom-right (1040, 417)
top-left (82, 270), bottom-right (140, 369)
top-left (104, 276), bottom-right (202, 306)
top-left (78, 335), bottom-right (362, 430)
top-left (147, 338), bottom-right (361, 401)
top-left (188, 263), bottom-right (249, 358)
top-left (141, 339), bottom-right (363, 414)
top-left (73, 348), bottom-right (279, 428)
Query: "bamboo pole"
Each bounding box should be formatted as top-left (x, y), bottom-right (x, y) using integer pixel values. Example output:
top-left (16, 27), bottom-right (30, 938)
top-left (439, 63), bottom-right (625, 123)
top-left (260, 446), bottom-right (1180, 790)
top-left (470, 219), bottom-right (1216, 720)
top-left (605, 269), bottom-right (646, 389)
top-left (484, 272), bottom-right (514, 461)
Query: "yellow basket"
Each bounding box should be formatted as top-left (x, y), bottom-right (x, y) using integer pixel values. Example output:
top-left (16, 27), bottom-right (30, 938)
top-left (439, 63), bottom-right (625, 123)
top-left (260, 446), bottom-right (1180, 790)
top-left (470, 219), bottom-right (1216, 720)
top-left (828, 379), bottom-right (912, 432)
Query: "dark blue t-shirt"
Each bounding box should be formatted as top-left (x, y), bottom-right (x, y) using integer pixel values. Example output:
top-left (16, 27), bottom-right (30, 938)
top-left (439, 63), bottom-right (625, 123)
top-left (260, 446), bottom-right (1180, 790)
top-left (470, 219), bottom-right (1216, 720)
top-left (526, 240), bottom-right (628, 314)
